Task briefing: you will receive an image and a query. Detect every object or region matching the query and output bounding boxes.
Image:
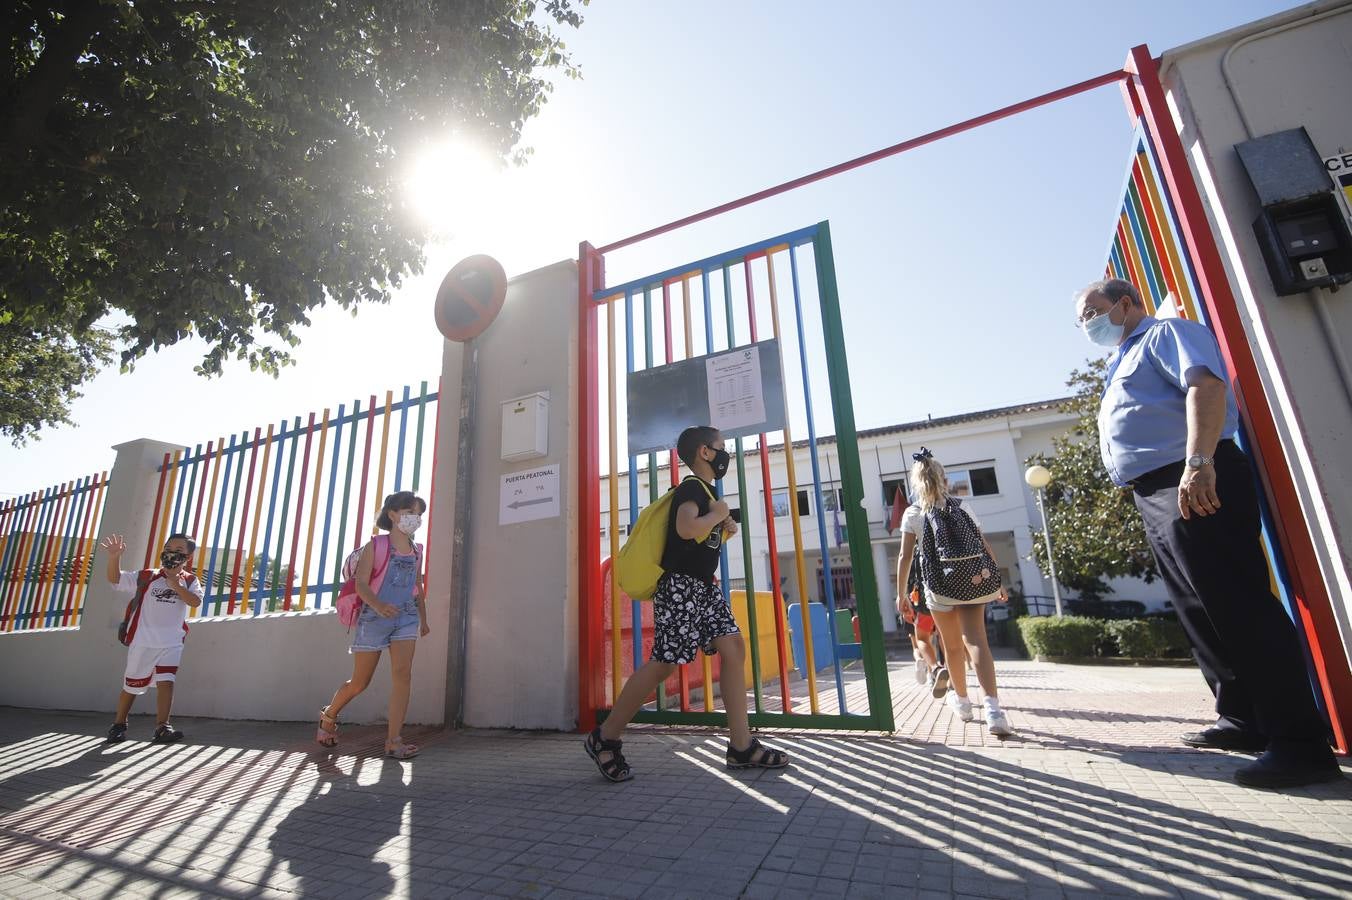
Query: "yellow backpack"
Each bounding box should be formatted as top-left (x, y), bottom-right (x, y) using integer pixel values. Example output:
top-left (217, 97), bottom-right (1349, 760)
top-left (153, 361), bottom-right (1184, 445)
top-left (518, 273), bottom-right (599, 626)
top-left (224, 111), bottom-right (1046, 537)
top-left (615, 476), bottom-right (717, 600)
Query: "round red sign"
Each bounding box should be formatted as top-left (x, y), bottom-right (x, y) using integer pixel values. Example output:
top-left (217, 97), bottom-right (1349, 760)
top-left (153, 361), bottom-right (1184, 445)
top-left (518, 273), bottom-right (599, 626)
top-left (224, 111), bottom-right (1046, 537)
top-left (434, 255), bottom-right (507, 343)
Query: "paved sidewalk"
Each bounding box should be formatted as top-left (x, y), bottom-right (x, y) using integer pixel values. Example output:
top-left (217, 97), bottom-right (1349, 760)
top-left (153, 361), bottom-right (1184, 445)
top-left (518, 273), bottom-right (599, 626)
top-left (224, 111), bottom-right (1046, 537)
top-left (1, 662), bottom-right (1349, 899)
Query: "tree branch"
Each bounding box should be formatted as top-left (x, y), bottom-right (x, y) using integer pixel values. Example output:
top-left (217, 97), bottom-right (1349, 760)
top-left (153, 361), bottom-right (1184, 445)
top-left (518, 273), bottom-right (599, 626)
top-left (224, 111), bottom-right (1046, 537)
top-left (0, 0), bottom-right (117, 171)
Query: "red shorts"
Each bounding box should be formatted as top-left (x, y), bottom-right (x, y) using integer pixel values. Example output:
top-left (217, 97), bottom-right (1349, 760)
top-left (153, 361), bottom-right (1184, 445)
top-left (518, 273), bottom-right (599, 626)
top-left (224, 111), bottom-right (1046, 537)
top-left (914, 613), bottom-right (935, 636)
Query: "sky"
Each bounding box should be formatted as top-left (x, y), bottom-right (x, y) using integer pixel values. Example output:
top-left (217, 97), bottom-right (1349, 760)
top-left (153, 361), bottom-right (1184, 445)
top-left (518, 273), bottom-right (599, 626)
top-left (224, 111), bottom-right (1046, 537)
top-left (0, 0), bottom-right (1309, 499)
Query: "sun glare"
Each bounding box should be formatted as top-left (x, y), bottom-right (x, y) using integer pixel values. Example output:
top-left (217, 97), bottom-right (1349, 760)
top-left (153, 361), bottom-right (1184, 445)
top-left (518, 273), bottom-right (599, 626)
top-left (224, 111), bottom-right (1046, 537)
top-left (405, 139), bottom-right (502, 229)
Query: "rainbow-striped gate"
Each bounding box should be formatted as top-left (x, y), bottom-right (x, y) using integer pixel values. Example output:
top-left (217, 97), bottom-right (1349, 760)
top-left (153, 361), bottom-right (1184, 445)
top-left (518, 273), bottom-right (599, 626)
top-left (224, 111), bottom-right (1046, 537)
top-left (577, 222), bottom-right (895, 732)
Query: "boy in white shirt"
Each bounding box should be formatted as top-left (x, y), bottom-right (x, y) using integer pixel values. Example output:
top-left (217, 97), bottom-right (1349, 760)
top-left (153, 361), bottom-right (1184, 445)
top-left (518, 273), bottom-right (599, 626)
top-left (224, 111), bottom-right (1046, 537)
top-left (100, 532), bottom-right (204, 743)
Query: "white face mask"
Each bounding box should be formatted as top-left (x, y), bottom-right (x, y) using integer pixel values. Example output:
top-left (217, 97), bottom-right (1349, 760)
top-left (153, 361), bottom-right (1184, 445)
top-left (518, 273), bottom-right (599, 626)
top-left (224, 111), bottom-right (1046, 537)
top-left (1084, 311), bottom-right (1125, 347)
top-left (397, 513), bottom-right (422, 535)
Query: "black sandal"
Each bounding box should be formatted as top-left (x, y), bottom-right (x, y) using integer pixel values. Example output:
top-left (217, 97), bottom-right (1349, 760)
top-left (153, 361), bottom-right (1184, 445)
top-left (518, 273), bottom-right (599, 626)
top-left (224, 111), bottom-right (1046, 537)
top-left (727, 737), bottom-right (789, 770)
top-left (584, 727), bottom-right (633, 782)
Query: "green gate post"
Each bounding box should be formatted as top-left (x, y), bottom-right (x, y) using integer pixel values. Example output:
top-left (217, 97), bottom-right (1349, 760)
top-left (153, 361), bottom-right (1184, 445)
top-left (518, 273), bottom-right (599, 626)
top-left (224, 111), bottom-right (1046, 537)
top-left (813, 221), bottom-right (895, 732)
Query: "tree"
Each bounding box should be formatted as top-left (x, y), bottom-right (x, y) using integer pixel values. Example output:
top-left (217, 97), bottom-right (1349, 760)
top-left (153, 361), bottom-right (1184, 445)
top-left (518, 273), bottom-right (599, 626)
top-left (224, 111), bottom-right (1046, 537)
top-left (0, 319), bottom-right (113, 443)
top-left (1, 0), bottom-right (583, 441)
top-left (1025, 358), bottom-right (1158, 600)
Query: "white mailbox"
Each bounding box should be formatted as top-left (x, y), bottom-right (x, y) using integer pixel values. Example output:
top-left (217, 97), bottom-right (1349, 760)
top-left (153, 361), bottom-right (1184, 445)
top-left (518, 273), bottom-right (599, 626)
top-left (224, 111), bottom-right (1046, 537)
top-left (501, 391), bottom-right (549, 462)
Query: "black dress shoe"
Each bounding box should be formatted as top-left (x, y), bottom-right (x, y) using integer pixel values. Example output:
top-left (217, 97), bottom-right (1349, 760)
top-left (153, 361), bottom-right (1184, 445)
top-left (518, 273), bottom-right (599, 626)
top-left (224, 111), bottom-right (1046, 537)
top-left (1180, 728), bottom-right (1266, 752)
top-left (1235, 748), bottom-right (1343, 789)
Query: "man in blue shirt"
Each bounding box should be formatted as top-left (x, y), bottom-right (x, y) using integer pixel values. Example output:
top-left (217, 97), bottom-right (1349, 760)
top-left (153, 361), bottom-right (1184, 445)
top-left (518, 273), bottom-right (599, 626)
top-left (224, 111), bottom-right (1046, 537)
top-left (1077, 277), bottom-right (1340, 789)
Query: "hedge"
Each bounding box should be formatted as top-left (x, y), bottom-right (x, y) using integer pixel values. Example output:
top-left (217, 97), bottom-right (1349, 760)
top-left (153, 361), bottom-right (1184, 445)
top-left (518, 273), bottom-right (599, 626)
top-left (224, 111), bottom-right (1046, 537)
top-left (1017, 615), bottom-right (1191, 660)
top-left (1105, 618), bottom-right (1190, 658)
top-left (1018, 616), bottom-right (1103, 658)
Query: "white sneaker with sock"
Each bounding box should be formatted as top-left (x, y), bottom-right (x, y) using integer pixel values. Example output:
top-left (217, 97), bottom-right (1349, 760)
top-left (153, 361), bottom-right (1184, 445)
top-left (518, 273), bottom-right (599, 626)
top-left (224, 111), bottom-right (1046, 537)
top-left (946, 692), bottom-right (975, 722)
top-left (913, 656), bottom-right (927, 685)
top-left (984, 699), bottom-right (1013, 736)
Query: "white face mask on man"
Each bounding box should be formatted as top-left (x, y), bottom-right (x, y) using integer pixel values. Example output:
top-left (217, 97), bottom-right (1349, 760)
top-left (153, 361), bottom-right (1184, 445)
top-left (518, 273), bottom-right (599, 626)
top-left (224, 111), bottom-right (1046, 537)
top-left (1084, 312), bottom-right (1125, 347)
top-left (397, 513), bottom-right (423, 535)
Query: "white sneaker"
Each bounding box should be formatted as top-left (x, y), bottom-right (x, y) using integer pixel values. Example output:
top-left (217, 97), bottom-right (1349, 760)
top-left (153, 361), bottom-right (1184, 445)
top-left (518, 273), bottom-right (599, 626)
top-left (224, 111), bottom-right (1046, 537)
top-left (986, 707), bottom-right (1013, 737)
top-left (913, 657), bottom-right (927, 685)
top-left (946, 692), bottom-right (975, 722)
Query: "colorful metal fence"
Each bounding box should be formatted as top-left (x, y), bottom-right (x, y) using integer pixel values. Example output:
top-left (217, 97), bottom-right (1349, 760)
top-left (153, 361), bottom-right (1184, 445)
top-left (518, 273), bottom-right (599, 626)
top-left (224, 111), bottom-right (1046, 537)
top-left (0, 474), bottom-right (110, 633)
top-left (1104, 131), bottom-right (1205, 320)
top-left (143, 382), bottom-right (440, 618)
top-left (577, 221), bottom-right (894, 732)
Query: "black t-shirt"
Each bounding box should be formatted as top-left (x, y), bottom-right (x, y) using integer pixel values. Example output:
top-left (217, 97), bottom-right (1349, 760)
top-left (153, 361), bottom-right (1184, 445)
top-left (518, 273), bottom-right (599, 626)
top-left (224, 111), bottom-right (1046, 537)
top-left (660, 477), bottom-right (723, 583)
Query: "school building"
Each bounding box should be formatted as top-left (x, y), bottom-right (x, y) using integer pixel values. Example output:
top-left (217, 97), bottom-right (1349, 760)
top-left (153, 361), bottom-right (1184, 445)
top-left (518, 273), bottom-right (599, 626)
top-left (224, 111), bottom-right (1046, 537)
top-left (600, 397), bottom-right (1174, 634)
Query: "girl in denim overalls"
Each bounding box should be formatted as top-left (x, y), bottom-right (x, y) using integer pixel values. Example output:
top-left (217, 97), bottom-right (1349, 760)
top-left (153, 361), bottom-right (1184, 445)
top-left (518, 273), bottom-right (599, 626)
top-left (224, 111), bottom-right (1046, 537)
top-left (316, 491), bottom-right (427, 758)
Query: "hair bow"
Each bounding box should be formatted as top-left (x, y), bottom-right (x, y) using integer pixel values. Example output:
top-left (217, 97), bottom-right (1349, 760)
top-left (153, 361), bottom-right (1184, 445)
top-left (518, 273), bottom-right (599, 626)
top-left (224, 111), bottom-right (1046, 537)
top-left (911, 447), bottom-right (933, 462)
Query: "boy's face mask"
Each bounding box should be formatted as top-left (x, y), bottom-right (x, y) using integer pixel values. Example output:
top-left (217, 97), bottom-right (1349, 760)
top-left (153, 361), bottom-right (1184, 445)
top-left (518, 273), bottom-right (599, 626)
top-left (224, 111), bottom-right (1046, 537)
top-left (707, 447), bottom-right (731, 480)
top-left (160, 550), bottom-right (188, 570)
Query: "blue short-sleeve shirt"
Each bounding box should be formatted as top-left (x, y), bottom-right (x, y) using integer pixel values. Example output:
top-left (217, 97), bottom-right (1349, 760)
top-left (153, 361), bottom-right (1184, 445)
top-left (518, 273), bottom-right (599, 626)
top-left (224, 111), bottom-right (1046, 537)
top-left (1097, 316), bottom-right (1240, 486)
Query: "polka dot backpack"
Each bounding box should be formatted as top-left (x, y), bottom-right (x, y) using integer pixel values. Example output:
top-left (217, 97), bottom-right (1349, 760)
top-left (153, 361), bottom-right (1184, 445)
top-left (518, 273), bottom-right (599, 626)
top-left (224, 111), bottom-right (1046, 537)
top-left (919, 497), bottom-right (1001, 602)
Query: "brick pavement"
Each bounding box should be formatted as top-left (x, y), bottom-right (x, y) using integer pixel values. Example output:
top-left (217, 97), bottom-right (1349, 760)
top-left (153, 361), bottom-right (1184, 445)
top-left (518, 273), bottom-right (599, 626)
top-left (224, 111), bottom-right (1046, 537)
top-left (0, 659), bottom-right (1349, 899)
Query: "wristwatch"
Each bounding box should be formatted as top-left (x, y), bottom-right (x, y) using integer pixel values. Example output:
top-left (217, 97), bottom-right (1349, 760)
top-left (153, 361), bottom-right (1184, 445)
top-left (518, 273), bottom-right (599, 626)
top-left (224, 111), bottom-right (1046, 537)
top-left (1186, 454), bottom-right (1215, 468)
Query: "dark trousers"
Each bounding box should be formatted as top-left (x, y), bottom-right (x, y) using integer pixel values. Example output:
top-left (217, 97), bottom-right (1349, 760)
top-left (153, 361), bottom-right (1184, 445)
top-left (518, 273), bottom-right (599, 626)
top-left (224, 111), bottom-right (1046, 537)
top-left (1131, 440), bottom-right (1327, 746)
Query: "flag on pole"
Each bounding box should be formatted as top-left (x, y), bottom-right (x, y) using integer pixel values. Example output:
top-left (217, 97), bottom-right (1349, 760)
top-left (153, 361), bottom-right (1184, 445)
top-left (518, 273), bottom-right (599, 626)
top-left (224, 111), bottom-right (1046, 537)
top-left (825, 454), bottom-right (843, 547)
top-left (887, 483), bottom-right (905, 534)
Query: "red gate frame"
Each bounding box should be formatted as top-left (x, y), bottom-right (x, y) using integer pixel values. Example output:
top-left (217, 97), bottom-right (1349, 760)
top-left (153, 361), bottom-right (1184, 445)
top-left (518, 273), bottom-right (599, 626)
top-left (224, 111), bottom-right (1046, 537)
top-left (574, 44), bottom-right (1352, 751)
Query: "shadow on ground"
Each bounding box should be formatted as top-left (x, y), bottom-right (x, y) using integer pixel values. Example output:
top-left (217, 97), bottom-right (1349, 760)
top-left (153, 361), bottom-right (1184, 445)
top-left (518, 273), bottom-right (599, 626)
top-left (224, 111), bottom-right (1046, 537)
top-left (1, 707), bottom-right (1349, 898)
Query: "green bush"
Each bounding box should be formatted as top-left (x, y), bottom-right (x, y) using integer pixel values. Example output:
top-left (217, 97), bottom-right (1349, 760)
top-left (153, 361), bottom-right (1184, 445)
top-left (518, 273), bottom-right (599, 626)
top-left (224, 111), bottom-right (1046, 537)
top-left (1107, 618), bottom-right (1190, 658)
top-left (1017, 616), bottom-right (1105, 658)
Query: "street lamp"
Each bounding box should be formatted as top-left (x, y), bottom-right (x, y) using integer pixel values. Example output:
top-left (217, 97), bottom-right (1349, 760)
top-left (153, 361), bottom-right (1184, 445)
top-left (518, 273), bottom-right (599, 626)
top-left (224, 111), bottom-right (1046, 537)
top-left (1024, 465), bottom-right (1064, 618)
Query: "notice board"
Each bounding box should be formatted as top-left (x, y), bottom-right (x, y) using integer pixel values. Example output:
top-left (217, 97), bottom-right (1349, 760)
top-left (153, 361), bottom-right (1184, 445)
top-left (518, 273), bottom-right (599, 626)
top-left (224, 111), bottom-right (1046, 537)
top-left (626, 339), bottom-right (787, 456)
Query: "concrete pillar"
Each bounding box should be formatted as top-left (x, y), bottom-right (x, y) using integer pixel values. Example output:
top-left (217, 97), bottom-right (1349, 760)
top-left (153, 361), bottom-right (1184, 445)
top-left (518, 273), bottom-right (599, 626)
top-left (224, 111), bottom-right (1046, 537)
top-left (1013, 524), bottom-right (1051, 612)
top-left (871, 540), bottom-right (897, 633)
top-left (436, 260), bottom-right (579, 731)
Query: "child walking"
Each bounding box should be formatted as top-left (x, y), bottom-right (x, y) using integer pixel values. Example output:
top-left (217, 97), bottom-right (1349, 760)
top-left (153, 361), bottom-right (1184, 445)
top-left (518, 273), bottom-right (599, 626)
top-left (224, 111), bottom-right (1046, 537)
top-left (316, 491), bottom-right (428, 759)
top-left (585, 426), bottom-right (789, 782)
top-left (101, 532), bottom-right (204, 744)
top-left (895, 448), bottom-right (1013, 736)
top-left (899, 576), bottom-right (944, 694)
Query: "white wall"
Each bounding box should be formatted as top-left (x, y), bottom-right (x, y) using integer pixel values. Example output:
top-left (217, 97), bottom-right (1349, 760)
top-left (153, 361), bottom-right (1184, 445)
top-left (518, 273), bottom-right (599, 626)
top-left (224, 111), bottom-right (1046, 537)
top-left (1163, 0), bottom-right (1352, 661)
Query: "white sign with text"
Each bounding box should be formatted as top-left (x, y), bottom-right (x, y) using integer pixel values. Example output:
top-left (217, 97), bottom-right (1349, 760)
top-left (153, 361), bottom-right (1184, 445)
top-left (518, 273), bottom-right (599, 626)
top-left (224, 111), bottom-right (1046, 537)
top-left (499, 463), bottom-right (560, 525)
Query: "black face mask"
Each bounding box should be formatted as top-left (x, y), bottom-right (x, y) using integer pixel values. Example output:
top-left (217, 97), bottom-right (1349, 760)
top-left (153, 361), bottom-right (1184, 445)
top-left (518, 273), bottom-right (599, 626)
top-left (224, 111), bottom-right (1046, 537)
top-left (160, 550), bottom-right (188, 570)
top-left (708, 448), bottom-right (731, 480)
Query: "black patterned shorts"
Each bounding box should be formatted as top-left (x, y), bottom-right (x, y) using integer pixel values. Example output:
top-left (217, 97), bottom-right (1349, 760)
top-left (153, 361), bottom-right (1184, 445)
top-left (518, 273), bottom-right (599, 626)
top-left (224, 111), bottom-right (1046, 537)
top-left (650, 572), bottom-right (741, 665)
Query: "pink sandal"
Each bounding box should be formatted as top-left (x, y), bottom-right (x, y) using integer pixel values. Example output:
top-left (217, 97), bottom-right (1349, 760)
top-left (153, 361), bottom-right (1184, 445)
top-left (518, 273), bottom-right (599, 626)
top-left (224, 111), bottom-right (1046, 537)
top-left (316, 708), bottom-right (339, 747)
top-left (385, 737), bottom-right (419, 759)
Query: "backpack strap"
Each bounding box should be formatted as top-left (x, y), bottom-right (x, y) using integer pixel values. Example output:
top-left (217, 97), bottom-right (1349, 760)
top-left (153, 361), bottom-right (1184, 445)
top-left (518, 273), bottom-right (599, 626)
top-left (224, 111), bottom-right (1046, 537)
top-left (680, 474), bottom-right (716, 502)
top-left (371, 534), bottom-right (393, 581)
top-left (120, 570), bottom-right (156, 642)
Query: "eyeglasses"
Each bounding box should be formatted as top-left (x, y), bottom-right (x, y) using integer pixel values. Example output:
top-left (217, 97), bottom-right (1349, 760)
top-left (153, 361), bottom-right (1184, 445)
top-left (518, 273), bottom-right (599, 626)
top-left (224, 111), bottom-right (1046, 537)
top-left (1074, 305), bottom-right (1117, 329)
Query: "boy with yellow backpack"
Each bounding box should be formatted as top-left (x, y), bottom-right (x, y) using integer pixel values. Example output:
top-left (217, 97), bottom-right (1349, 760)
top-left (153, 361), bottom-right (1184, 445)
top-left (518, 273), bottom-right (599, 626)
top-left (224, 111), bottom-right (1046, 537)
top-left (585, 426), bottom-right (790, 782)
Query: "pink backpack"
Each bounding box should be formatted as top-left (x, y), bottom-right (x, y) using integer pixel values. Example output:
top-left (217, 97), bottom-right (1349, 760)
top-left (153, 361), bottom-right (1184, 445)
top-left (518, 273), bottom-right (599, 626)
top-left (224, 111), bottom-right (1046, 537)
top-left (334, 535), bottom-right (423, 628)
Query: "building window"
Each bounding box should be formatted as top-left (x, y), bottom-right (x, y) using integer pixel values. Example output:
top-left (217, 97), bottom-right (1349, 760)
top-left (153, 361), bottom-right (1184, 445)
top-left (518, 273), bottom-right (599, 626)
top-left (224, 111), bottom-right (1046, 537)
top-left (947, 464), bottom-right (999, 498)
top-left (822, 488), bottom-right (845, 512)
top-left (881, 477), bottom-right (908, 509)
top-left (728, 506), bottom-right (742, 524)
top-left (772, 489), bottom-right (810, 517)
